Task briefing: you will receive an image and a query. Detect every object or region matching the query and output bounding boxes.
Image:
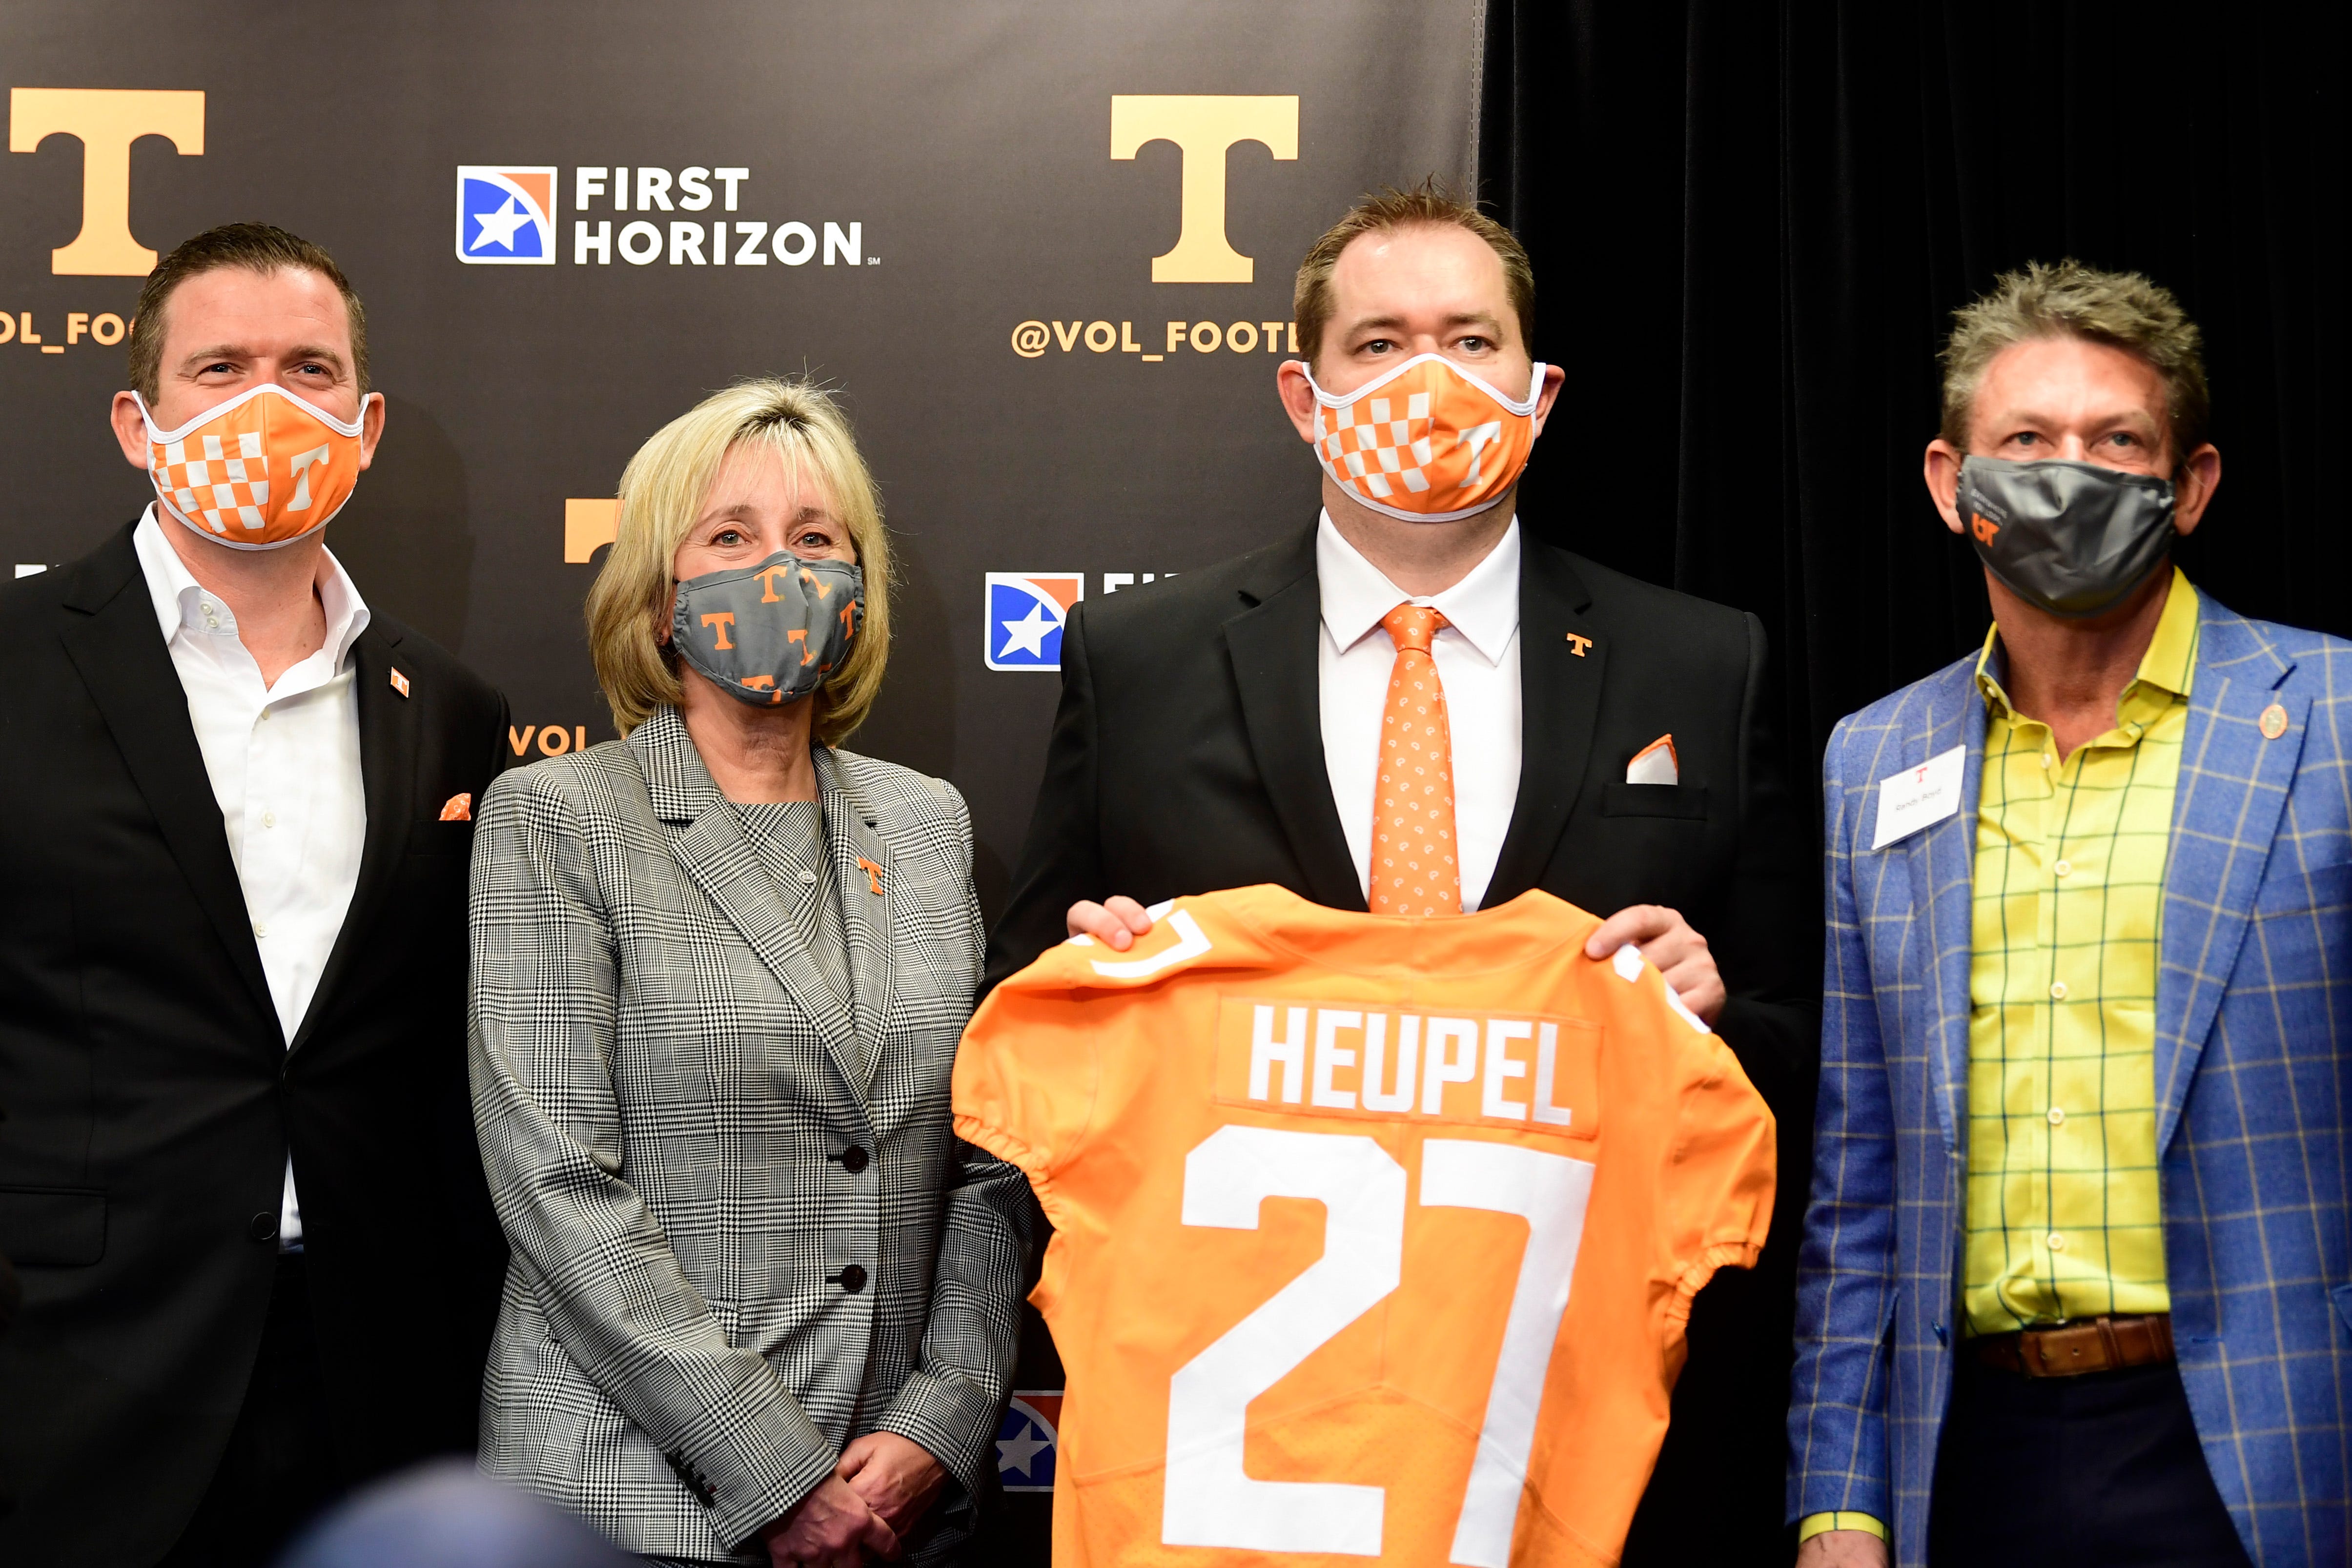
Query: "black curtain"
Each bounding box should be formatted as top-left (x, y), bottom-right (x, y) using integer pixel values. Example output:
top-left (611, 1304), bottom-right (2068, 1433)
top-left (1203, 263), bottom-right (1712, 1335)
top-left (1483, 0), bottom-right (2352, 779)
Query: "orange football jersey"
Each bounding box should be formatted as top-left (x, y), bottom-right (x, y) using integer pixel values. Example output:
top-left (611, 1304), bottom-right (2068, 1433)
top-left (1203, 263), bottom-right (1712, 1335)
top-left (954, 885), bottom-right (1776, 1568)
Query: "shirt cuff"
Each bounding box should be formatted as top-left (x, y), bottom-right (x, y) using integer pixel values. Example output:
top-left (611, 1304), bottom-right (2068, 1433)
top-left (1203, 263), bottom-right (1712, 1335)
top-left (1798, 1512), bottom-right (1888, 1543)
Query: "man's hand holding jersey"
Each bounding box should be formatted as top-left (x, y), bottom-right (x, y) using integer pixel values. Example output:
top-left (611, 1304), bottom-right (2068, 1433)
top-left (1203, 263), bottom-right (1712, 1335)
top-left (1063, 897), bottom-right (1727, 1026)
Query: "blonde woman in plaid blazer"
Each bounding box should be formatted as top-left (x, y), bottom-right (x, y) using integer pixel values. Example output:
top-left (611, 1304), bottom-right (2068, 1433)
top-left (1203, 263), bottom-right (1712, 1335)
top-left (470, 381), bottom-right (1033, 1567)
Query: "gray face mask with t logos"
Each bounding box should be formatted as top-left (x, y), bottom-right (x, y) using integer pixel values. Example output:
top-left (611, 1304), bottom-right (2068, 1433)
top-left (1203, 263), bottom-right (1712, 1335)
top-left (671, 551), bottom-right (864, 707)
top-left (1958, 456), bottom-right (2177, 620)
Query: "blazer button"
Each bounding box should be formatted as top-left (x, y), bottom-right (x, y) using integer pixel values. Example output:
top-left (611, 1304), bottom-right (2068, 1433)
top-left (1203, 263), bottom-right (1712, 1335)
top-left (840, 1146), bottom-right (869, 1175)
top-left (837, 1264), bottom-right (868, 1294)
top-left (247, 1212), bottom-right (279, 1243)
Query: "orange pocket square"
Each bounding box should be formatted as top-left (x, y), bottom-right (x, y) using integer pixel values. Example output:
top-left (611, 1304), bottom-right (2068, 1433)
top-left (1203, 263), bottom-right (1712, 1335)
top-left (439, 793), bottom-right (473, 822)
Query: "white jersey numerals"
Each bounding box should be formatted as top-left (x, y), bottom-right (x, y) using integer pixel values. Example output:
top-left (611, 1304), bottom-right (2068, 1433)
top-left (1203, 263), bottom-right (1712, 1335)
top-left (1160, 1125), bottom-right (1596, 1563)
top-left (1163, 1126), bottom-right (1403, 1554)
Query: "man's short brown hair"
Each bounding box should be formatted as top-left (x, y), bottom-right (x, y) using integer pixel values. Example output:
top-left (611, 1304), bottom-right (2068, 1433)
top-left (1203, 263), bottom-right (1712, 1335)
top-left (127, 223), bottom-right (368, 402)
top-left (1940, 258), bottom-right (2209, 461)
top-left (1293, 180), bottom-right (1535, 367)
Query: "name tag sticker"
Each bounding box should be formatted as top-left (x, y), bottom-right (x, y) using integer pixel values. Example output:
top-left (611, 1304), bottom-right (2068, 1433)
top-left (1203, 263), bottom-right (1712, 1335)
top-left (1871, 744), bottom-right (1966, 850)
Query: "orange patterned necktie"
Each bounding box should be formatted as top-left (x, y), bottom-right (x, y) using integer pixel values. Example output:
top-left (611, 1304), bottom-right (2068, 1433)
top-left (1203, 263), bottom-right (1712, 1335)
top-left (1369, 603), bottom-right (1460, 916)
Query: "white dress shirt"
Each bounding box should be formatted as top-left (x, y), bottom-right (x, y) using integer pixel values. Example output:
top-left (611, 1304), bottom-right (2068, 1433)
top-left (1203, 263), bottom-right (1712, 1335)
top-left (134, 506), bottom-right (370, 1249)
top-left (1317, 510), bottom-right (1522, 912)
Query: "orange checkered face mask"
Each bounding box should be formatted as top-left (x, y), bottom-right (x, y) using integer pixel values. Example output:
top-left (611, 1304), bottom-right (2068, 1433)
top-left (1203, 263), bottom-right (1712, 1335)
top-left (1305, 353), bottom-right (1546, 523)
top-left (137, 383), bottom-right (368, 551)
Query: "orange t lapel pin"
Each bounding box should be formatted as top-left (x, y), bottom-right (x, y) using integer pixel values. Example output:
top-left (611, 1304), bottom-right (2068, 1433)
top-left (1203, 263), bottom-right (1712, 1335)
top-left (1565, 633), bottom-right (1593, 657)
top-left (855, 855), bottom-right (884, 896)
top-left (389, 668), bottom-right (411, 698)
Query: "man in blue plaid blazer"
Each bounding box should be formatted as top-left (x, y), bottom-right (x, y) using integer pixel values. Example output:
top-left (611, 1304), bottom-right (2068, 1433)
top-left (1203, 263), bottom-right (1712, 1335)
top-left (1792, 261), bottom-right (2352, 1568)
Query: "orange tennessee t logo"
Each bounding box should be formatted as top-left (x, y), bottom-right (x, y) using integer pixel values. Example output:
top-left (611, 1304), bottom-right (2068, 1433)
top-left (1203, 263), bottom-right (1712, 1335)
top-left (754, 564), bottom-right (793, 603)
top-left (855, 855), bottom-right (884, 895)
top-left (701, 611), bottom-right (737, 649)
top-left (787, 629), bottom-right (815, 665)
top-left (1970, 511), bottom-right (2000, 545)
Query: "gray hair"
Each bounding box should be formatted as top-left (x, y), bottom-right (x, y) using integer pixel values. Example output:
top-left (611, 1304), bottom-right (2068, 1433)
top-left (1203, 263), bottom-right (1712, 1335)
top-left (1940, 258), bottom-right (2209, 462)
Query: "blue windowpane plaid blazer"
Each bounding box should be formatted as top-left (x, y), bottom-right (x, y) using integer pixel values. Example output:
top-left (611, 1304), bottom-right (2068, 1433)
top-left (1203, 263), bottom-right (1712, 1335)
top-left (1789, 592), bottom-right (2352, 1567)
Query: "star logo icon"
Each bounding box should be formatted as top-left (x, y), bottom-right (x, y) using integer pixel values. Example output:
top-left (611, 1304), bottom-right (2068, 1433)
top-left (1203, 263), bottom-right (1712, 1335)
top-left (982, 573), bottom-right (1082, 672)
top-left (454, 167), bottom-right (556, 265)
top-left (471, 195), bottom-right (533, 253)
top-left (994, 1394), bottom-right (1061, 1491)
top-left (997, 1425), bottom-right (1049, 1477)
top-left (997, 601), bottom-right (1057, 661)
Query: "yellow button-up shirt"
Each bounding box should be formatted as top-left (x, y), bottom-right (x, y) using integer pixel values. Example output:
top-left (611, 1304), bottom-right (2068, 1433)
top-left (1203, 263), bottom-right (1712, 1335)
top-left (1798, 571), bottom-right (2200, 1549)
top-left (1961, 569), bottom-right (2197, 1336)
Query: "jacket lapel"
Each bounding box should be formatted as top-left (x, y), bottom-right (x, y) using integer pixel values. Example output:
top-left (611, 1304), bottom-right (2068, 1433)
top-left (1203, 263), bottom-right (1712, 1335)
top-left (56, 526), bottom-right (277, 1031)
top-left (2154, 602), bottom-right (2301, 1152)
top-left (817, 748), bottom-right (891, 1097)
top-left (1486, 542), bottom-right (1606, 904)
top-left (632, 710), bottom-right (866, 1093)
top-left (289, 622), bottom-right (418, 1056)
top-left (1222, 529), bottom-right (1365, 911)
top-left (1898, 658), bottom-right (1986, 1154)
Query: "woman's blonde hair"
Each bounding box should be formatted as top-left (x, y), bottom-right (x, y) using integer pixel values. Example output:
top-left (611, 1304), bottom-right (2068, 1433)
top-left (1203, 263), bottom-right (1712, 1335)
top-left (585, 378), bottom-right (892, 743)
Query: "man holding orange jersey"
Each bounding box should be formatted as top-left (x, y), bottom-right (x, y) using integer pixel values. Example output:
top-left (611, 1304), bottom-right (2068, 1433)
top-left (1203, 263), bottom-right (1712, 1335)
top-left (987, 184), bottom-right (1820, 1562)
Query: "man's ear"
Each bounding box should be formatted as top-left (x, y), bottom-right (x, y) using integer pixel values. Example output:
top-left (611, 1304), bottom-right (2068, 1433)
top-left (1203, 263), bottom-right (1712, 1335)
top-left (1924, 439), bottom-right (1967, 533)
top-left (2171, 443), bottom-right (2221, 535)
top-left (356, 391), bottom-right (388, 472)
top-left (1276, 360), bottom-right (1320, 443)
top-left (110, 391), bottom-right (152, 471)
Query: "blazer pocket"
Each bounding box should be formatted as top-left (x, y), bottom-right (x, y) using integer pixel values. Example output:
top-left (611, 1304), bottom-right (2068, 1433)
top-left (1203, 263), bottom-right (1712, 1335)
top-left (1599, 782), bottom-right (1711, 821)
top-left (2256, 856), bottom-right (2352, 916)
top-left (0, 1186), bottom-right (106, 1267)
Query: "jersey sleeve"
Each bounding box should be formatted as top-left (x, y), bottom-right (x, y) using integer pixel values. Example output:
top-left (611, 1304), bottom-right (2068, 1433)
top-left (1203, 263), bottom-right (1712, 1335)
top-left (954, 898), bottom-right (1237, 1216)
top-left (1660, 1020), bottom-right (1778, 1320)
top-left (951, 968), bottom-right (1101, 1210)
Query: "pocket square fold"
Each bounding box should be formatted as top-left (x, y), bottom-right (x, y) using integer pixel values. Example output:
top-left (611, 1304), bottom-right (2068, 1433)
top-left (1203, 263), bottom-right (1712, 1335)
top-left (439, 793), bottom-right (473, 822)
top-left (1626, 734), bottom-right (1679, 786)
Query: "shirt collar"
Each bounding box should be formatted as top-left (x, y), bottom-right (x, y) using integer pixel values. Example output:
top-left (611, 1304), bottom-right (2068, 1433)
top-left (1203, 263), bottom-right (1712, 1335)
top-left (1315, 509), bottom-right (1521, 665)
top-left (133, 504), bottom-right (372, 669)
top-left (1975, 565), bottom-right (2201, 718)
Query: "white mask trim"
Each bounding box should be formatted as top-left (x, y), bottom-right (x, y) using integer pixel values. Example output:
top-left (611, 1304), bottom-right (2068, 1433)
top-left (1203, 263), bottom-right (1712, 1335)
top-left (136, 381), bottom-right (370, 443)
top-left (1300, 352), bottom-right (1546, 418)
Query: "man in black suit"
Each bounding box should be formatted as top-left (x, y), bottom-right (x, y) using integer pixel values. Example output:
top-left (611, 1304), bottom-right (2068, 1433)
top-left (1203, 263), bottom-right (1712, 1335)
top-left (986, 187), bottom-right (1819, 1563)
top-left (0, 224), bottom-right (508, 1566)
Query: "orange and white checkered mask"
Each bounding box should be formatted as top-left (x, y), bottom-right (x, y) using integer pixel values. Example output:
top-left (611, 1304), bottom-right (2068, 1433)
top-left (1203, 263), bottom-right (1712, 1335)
top-left (137, 383), bottom-right (368, 551)
top-left (1305, 353), bottom-right (1545, 523)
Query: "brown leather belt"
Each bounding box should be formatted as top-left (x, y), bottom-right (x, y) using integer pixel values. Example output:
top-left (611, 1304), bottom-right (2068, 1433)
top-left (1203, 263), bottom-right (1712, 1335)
top-left (1968, 1313), bottom-right (2175, 1378)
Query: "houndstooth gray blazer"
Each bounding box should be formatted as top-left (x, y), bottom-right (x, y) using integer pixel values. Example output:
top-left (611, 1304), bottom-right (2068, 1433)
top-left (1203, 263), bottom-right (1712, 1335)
top-left (469, 706), bottom-right (1034, 1564)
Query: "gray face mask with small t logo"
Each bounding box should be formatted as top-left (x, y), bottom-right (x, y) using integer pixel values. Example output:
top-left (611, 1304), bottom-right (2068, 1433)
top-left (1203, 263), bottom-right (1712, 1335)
top-left (1958, 456), bottom-right (2176, 620)
top-left (671, 551), bottom-right (864, 707)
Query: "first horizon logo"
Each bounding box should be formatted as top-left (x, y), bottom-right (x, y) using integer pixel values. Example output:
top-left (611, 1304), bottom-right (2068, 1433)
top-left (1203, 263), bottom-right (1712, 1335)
top-left (456, 167), bottom-right (556, 264)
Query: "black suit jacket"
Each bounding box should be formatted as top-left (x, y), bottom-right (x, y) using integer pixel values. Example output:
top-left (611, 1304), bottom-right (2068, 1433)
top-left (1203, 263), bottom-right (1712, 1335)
top-left (0, 523), bottom-right (510, 1563)
top-left (985, 524), bottom-right (1820, 1561)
